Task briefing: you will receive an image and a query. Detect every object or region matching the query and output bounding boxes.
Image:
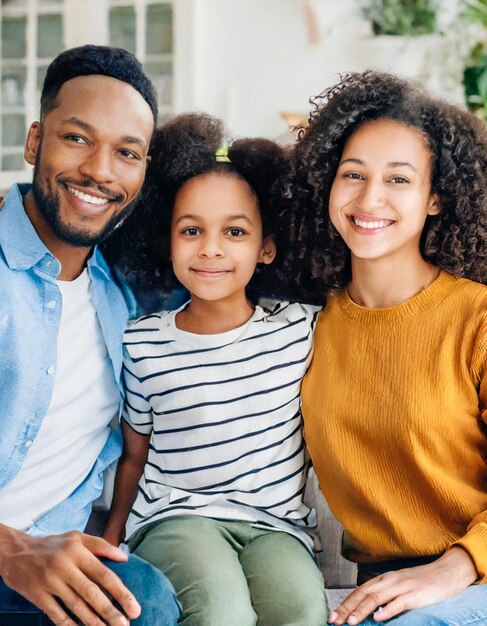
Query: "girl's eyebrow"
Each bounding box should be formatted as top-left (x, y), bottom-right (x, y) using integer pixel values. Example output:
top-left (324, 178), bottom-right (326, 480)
top-left (339, 157), bottom-right (417, 172)
top-left (175, 213), bottom-right (254, 224)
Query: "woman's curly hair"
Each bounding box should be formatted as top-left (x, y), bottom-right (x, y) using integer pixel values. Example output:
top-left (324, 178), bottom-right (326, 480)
top-left (103, 112), bottom-right (289, 301)
top-left (282, 70), bottom-right (487, 304)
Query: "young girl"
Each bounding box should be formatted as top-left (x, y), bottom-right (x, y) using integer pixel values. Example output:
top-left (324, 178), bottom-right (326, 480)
top-left (103, 113), bottom-right (327, 626)
top-left (285, 71), bottom-right (487, 625)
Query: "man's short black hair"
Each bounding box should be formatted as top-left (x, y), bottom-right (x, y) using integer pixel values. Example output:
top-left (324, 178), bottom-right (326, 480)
top-left (40, 44), bottom-right (158, 123)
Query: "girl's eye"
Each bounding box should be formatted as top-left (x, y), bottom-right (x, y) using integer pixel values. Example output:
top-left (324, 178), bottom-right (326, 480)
top-left (389, 176), bottom-right (409, 184)
top-left (227, 228), bottom-right (245, 237)
top-left (182, 227), bottom-right (200, 236)
top-left (344, 172), bottom-right (363, 180)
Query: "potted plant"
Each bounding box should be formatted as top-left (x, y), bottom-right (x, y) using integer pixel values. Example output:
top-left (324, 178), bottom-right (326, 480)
top-left (362, 0), bottom-right (438, 36)
top-left (461, 0), bottom-right (487, 119)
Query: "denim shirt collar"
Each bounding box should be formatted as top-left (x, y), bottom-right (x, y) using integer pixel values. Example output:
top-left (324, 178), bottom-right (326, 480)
top-left (0, 183), bottom-right (110, 280)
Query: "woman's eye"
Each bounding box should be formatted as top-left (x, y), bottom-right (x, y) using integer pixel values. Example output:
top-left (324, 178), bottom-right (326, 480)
top-left (390, 176), bottom-right (409, 184)
top-left (344, 172), bottom-right (363, 180)
top-left (182, 227), bottom-right (199, 236)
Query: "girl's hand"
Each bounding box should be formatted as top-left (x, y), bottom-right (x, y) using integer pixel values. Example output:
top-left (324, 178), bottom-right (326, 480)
top-left (327, 547), bottom-right (478, 625)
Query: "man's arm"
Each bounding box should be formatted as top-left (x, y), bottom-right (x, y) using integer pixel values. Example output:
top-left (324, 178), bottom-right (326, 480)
top-left (0, 523), bottom-right (141, 626)
top-left (103, 420), bottom-right (150, 547)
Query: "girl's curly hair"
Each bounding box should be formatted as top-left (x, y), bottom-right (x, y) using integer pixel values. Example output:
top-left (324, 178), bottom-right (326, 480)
top-left (282, 70), bottom-right (487, 304)
top-left (103, 112), bottom-right (289, 301)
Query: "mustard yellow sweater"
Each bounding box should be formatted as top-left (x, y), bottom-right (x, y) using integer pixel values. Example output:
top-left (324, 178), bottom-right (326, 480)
top-left (302, 271), bottom-right (487, 582)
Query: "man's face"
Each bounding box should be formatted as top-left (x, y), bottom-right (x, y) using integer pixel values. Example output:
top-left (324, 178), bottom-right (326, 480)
top-left (24, 74), bottom-right (154, 247)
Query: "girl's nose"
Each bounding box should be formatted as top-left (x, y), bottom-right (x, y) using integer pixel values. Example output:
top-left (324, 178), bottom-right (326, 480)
top-left (198, 235), bottom-right (224, 258)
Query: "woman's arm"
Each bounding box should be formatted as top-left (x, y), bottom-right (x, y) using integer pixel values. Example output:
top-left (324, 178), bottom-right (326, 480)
top-left (103, 420), bottom-right (150, 546)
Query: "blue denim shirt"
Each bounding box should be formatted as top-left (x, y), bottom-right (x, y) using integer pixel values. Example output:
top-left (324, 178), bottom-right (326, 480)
top-left (0, 184), bottom-right (136, 537)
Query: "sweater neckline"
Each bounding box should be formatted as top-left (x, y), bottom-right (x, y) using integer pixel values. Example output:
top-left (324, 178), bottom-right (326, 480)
top-left (337, 270), bottom-right (458, 323)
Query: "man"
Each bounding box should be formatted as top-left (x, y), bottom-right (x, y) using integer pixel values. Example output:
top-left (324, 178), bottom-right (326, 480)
top-left (0, 46), bottom-right (180, 626)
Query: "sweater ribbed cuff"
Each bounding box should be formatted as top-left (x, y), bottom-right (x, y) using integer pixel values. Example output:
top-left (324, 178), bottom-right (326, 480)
top-left (451, 523), bottom-right (487, 583)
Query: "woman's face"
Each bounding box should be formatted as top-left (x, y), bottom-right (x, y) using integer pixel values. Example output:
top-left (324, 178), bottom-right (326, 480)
top-left (329, 118), bottom-right (440, 265)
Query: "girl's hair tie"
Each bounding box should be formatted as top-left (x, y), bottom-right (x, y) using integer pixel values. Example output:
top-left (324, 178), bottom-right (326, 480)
top-left (215, 146), bottom-right (231, 163)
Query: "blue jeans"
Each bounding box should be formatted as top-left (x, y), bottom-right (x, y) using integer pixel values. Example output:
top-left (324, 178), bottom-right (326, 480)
top-left (0, 553), bottom-right (180, 626)
top-left (360, 585), bottom-right (487, 625)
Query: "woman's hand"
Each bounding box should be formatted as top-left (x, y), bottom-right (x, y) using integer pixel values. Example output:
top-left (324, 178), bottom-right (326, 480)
top-left (327, 547), bottom-right (478, 625)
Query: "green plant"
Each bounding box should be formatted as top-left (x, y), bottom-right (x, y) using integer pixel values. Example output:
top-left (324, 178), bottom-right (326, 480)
top-left (461, 0), bottom-right (487, 119)
top-left (363, 0), bottom-right (438, 36)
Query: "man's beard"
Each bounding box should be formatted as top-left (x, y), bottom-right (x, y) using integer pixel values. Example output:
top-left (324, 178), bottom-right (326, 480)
top-left (31, 155), bottom-right (139, 248)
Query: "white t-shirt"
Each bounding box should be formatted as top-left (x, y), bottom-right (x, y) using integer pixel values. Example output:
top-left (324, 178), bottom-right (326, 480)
top-left (0, 269), bottom-right (120, 531)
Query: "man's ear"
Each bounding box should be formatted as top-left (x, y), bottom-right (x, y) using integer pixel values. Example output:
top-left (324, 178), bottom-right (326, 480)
top-left (258, 235), bottom-right (277, 265)
top-left (24, 121), bottom-right (42, 166)
top-left (427, 193), bottom-right (441, 216)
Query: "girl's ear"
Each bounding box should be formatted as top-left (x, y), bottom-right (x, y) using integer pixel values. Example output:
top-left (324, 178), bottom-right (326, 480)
top-left (24, 121), bottom-right (42, 166)
top-left (427, 193), bottom-right (441, 216)
top-left (258, 235), bottom-right (277, 265)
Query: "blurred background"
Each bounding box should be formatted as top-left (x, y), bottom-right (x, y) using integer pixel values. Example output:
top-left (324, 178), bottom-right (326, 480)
top-left (1, 0), bottom-right (486, 193)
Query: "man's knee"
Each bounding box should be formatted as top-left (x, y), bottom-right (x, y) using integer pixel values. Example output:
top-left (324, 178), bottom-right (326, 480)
top-left (103, 554), bottom-right (180, 626)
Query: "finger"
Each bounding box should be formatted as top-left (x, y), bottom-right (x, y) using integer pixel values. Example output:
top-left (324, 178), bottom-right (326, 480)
top-left (373, 591), bottom-right (423, 621)
top-left (37, 592), bottom-right (78, 626)
top-left (72, 555), bottom-right (141, 620)
top-left (55, 582), bottom-right (109, 626)
top-left (330, 582), bottom-right (397, 625)
top-left (82, 534), bottom-right (128, 562)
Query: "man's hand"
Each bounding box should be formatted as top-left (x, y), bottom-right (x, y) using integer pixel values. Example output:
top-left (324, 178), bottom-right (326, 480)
top-left (327, 547), bottom-right (478, 625)
top-left (0, 525), bottom-right (141, 626)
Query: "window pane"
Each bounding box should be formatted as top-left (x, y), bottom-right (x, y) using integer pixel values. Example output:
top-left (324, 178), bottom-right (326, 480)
top-left (2, 65), bottom-right (26, 105)
top-left (2, 17), bottom-right (27, 59)
top-left (109, 7), bottom-right (136, 54)
top-left (146, 4), bottom-right (173, 55)
top-left (1, 152), bottom-right (25, 170)
top-left (144, 61), bottom-right (172, 106)
top-left (2, 113), bottom-right (25, 146)
top-left (37, 64), bottom-right (49, 101)
top-left (1, 0), bottom-right (27, 6)
top-left (37, 14), bottom-right (63, 58)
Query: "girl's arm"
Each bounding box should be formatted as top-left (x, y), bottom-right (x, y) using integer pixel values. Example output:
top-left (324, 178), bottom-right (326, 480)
top-left (103, 420), bottom-right (150, 546)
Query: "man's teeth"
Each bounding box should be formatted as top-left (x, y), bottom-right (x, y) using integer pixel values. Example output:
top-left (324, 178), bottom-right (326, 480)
top-left (68, 186), bottom-right (110, 206)
top-left (353, 217), bottom-right (392, 229)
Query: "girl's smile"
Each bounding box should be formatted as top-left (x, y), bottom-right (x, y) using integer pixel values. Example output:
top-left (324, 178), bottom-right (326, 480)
top-left (170, 172), bottom-right (275, 311)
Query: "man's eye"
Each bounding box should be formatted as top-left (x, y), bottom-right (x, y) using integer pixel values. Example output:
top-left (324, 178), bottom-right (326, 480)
top-left (119, 149), bottom-right (139, 160)
top-left (65, 134), bottom-right (86, 144)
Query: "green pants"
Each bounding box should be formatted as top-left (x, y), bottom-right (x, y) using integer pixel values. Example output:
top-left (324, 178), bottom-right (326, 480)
top-left (130, 515), bottom-right (328, 626)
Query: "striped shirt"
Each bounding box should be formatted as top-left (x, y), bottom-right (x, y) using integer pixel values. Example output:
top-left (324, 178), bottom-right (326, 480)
top-left (123, 302), bottom-right (319, 549)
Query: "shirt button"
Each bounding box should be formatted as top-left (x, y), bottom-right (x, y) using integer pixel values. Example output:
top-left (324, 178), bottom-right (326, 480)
top-left (25, 440), bottom-right (33, 448)
top-left (47, 300), bottom-right (57, 309)
top-left (46, 260), bottom-right (53, 269)
top-left (47, 365), bottom-right (55, 375)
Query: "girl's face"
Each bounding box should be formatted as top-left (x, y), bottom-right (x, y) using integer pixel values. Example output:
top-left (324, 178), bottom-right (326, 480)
top-left (170, 172), bottom-right (275, 305)
top-left (329, 118), bottom-right (440, 266)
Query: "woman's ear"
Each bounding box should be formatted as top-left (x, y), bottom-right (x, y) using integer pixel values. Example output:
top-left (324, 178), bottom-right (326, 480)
top-left (24, 121), bottom-right (42, 166)
top-left (258, 235), bottom-right (277, 265)
top-left (427, 193), bottom-right (441, 216)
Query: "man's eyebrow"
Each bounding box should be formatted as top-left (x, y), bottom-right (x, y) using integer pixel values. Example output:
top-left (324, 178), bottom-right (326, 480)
top-left (61, 117), bottom-right (146, 146)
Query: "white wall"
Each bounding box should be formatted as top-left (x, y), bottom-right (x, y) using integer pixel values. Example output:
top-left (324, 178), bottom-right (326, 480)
top-left (176, 0), bottom-right (466, 139)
